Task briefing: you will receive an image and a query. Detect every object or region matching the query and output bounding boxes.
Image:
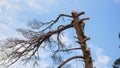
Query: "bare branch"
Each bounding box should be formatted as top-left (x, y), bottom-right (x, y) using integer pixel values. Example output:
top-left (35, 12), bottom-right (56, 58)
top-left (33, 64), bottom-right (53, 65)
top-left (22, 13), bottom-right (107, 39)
top-left (59, 47), bottom-right (81, 52)
top-left (77, 11), bottom-right (85, 17)
top-left (77, 37), bottom-right (90, 44)
top-left (0, 10), bottom-right (93, 68)
top-left (28, 23), bottom-right (73, 49)
top-left (52, 14), bottom-right (72, 23)
top-left (80, 17), bottom-right (90, 22)
top-left (0, 22), bottom-right (74, 67)
top-left (42, 14), bottom-right (72, 31)
top-left (58, 56), bottom-right (84, 68)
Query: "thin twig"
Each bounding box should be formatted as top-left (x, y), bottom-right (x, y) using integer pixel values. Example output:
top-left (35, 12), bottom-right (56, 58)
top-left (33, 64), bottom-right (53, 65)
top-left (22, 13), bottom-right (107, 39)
top-left (59, 47), bottom-right (81, 52)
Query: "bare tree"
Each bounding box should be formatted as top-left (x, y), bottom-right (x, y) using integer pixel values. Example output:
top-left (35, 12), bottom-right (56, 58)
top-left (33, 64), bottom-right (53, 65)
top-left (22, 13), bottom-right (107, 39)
top-left (0, 10), bottom-right (93, 68)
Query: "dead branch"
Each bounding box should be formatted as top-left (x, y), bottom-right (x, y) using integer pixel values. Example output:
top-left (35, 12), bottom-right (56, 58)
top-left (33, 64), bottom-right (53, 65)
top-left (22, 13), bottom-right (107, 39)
top-left (59, 47), bottom-right (81, 52)
top-left (0, 11), bottom-right (93, 68)
top-left (42, 14), bottom-right (72, 31)
top-left (0, 22), bottom-right (73, 67)
top-left (58, 56), bottom-right (84, 68)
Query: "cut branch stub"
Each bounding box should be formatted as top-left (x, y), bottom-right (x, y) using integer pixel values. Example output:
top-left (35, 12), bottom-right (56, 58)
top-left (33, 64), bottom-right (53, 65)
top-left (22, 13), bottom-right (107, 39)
top-left (56, 10), bottom-right (93, 68)
top-left (71, 10), bottom-right (93, 68)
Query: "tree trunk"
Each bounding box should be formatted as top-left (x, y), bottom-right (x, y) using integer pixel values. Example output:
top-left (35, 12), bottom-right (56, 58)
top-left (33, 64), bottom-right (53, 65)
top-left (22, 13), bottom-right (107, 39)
top-left (72, 10), bottom-right (93, 68)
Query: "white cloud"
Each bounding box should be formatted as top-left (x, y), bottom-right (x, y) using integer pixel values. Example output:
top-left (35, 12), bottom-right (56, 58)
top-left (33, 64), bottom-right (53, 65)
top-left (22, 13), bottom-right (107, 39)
top-left (26, 1), bottom-right (46, 12)
top-left (60, 32), bottom-right (72, 47)
top-left (0, 0), bottom-right (57, 40)
top-left (89, 45), bottom-right (111, 68)
top-left (0, 0), bottom-right (56, 24)
top-left (26, 0), bottom-right (56, 12)
top-left (38, 49), bottom-right (51, 59)
top-left (2, 46), bottom-right (51, 68)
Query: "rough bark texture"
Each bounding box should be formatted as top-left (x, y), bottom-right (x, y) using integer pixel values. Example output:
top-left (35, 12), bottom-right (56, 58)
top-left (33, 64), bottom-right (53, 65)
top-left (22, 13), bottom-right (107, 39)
top-left (72, 11), bottom-right (93, 68)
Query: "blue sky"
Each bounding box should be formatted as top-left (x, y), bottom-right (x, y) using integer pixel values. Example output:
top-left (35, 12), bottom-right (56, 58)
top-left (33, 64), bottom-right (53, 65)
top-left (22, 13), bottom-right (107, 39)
top-left (0, 0), bottom-right (120, 68)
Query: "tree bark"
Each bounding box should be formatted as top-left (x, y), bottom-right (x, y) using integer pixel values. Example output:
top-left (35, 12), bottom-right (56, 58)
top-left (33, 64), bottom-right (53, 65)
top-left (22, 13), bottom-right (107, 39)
top-left (72, 10), bottom-right (93, 68)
